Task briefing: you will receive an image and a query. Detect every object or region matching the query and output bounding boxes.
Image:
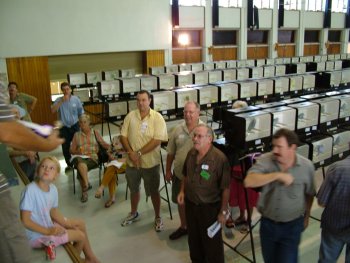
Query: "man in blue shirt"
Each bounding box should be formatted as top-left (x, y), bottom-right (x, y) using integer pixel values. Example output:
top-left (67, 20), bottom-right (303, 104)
top-left (51, 82), bottom-right (84, 171)
top-left (317, 154), bottom-right (350, 263)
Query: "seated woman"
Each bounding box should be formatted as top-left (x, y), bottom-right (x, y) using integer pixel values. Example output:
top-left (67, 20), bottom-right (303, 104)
top-left (20, 156), bottom-right (100, 263)
top-left (70, 114), bottom-right (110, 203)
top-left (94, 135), bottom-right (126, 208)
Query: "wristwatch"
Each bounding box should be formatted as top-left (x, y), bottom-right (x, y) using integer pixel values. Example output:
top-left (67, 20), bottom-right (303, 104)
top-left (137, 150), bottom-right (142, 157)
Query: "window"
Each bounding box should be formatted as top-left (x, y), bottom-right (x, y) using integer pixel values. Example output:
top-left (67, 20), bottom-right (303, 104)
top-left (170, 0), bottom-right (206, 6)
top-left (213, 30), bottom-right (237, 45)
top-left (254, 0), bottom-right (273, 9)
top-left (328, 30), bottom-right (341, 42)
top-left (248, 30), bottom-right (269, 44)
top-left (304, 30), bottom-right (320, 43)
top-left (172, 30), bottom-right (202, 48)
top-left (278, 30), bottom-right (295, 44)
top-left (284, 0), bottom-right (301, 10)
top-left (332, 0), bottom-right (347, 12)
top-left (305, 0), bottom-right (326, 11)
top-left (218, 0), bottom-right (242, 7)
top-left (305, 0), bottom-right (325, 11)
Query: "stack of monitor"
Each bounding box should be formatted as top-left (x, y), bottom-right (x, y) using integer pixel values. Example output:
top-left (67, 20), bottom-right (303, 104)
top-left (221, 90), bottom-right (350, 167)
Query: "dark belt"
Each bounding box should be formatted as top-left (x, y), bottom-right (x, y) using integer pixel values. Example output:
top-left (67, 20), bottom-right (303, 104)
top-left (262, 216), bottom-right (303, 225)
top-left (185, 198), bottom-right (220, 207)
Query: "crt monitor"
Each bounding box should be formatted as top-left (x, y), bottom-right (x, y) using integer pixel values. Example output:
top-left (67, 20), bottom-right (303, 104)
top-left (86, 72), bottom-right (102, 84)
top-left (151, 90), bottom-right (176, 116)
top-left (67, 73), bottom-right (86, 86)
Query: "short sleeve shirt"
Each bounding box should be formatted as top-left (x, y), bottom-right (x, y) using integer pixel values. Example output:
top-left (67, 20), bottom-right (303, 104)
top-left (11, 93), bottom-right (36, 122)
top-left (166, 120), bottom-right (203, 180)
top-left (0, 89), bottom-right (17, 190)
top-left (120, 109), bottom-right (168, 168)
top-left (183, 146), bottom-right (230, 204)
top-left (317, 156), bottom-right (350, 233)
top-left (20, 182), bottom-right (58, 242)
top-left (72, 129), bottom-right (99, 162)
top-left (248, 152), bottom-right (316, 222)
top-left (53, 95), bottom-right (84, 127)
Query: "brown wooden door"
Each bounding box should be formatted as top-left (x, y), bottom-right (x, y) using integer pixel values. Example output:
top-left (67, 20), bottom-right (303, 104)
top-left (6, 56), bottom-right (55, 125)
top-left (144, 50), bottom-right (165, 74)
top-left (212, 47), bottom-right (237, 61)
top-left (172, 48), bottom-right (202, 64)
top-left (304, 43), bottom-right (320, 56)
top-left (247, 45), bottom-right (269, 59)
top-left (277, 44), bottom-right (295, 57)
top-left (327, 43), bottom-right (341, 55)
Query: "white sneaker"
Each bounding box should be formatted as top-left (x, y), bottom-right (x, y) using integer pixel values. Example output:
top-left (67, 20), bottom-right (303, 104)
top-left (121, 212), bottom-right (139, 227)
top-left (154, 217), bottom-right (164, 232)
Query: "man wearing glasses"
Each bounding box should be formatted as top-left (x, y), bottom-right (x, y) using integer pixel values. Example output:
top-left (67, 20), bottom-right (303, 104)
top-left (165, 101), bottom-right (203, 240)
top-left (178, 124), bottom-right (230, 263)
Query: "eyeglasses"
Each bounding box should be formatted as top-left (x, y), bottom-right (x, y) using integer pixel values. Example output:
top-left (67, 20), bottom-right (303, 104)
top-left (183, 110), bottom-right (198, 115)
top-left (192, 133), bottom-right (209, 139)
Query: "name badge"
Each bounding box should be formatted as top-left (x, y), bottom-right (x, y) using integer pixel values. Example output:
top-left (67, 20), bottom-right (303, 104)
top-left (200, 170), bottom-right (211, 180)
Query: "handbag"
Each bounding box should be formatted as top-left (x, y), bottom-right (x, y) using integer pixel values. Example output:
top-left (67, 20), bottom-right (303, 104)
top-left (93, 130), bottom-right (109, 163)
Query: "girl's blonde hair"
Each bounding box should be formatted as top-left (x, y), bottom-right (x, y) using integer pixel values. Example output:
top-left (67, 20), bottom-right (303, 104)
top-left (35, 156), bottom-right (61, 180)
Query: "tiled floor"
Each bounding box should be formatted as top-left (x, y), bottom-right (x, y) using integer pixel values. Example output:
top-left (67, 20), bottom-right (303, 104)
top-left (10, 123), bottom-right (345, 263)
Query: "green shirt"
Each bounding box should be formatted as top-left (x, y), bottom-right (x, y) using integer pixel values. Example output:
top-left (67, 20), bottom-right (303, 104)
top-left (166, 120), bottom-right (203, 180)
top-left (183, 146), bottom-right (230, 204)
top-left (10, 92), bottom-right (36, 122)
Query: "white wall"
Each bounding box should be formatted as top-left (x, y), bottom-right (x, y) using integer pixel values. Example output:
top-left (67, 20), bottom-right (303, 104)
top-left (258, 9), bottom-right (273, 29)
top-left (179, 6), bottom-right (205, 28)
top-left (284, 10), bottom-right (300, 28)
top-left (0, 0), bottom-right (171, 57)
top-left (218, 8), bottom-right (240, 28)
top-left (304, 11), bottom-right (324, 29)
top-left (331, 13), bottom-right (346, 29)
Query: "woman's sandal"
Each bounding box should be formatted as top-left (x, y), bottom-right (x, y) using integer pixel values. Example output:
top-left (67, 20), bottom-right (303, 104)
top-left (225, 218), bottom-right (235, 229)
top-left (104, 199), bottom-right (115, 208)
top-left (81, 188), bottom-right (88, 203)
top-left (234, 218), bottom-right (247, 226)
top-left (95, 189), bottom-right (103, 199)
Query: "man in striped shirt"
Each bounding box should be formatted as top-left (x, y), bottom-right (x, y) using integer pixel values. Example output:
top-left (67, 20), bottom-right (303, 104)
top-left (0, 81), bottom-right (63, 263)
top-left (317, 153), bottom-right (350, 263)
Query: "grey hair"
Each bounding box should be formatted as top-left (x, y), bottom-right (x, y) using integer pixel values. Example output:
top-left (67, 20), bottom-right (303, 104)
top-left (79, 113), bottom-right (91, 123)
top-left (196, 123), bottom-right (214, 139)
top-left (184, 101), bottom-right (200, 111)
top-left (232, 100), bottom-right (248, 109)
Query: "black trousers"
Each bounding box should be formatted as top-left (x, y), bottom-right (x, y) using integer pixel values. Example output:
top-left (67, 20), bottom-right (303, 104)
top-left (59, 122), bottom-right (80, 167)
top-left (185, 199), bottom-right (225, 263)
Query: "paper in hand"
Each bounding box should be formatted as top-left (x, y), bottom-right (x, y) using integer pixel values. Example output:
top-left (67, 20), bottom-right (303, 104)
top-left (207, 221), bottom-right (221, 238)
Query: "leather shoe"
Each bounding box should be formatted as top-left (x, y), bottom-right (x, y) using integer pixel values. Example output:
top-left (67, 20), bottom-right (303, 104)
top-left (169, 227), bottom-right (187, 240)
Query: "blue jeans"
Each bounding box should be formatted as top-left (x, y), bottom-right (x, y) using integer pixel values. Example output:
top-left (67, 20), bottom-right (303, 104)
top-left (319, 228), bottom-right (350, 263)
top-left (260, 216), bottom-right (304, 263)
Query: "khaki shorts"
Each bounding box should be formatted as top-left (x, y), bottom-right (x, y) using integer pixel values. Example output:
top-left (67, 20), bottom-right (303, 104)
top-left (71, 157), bottom-right (98, 179)
top-left (126, 165), bottom-right (160, 196)
top-left (171, 175), bottom-right (182, 204)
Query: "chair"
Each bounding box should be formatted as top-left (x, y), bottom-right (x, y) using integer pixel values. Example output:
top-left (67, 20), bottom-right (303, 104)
top-left (71, 158), bottom-right (104, 194)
